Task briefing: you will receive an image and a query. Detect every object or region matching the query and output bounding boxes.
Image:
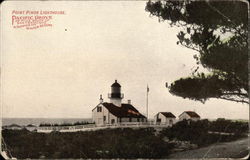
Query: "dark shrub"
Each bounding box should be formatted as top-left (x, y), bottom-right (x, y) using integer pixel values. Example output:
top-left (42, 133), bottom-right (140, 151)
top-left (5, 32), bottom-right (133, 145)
top-left (2, 128), bottom-right (173, 159)
top-left (160, 119), bottom-right (247, 147)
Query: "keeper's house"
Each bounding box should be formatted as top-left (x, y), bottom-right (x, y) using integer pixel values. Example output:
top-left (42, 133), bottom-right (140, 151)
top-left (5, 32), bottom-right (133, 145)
top-left (154, 112), bottom-right (176, 126)
top-left (92, 80), bottom-right (147, 126)
top-left (179, 111), bottom-right (200, 121)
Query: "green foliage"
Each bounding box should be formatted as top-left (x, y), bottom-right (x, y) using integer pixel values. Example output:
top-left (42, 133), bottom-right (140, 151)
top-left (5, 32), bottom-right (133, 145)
top-left (209, 118), bottom-right (248, 135)
top-left (160, 119), bottom-right (248, 147)
top-left (2, 128), bottom-right (173, 159)
top-left (145, 0), bottom-right (248, 104)
top-left (3, 120), bottom-right (247, 158)
top-left (169, 73), bottom-right (248, 103)
top-left (146, 1), bottom-right (247, 28)
top-left (160, 120), bottom-right (210, 145)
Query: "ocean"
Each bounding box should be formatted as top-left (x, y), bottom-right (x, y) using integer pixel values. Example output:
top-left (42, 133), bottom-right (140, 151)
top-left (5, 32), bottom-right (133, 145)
top-left (2, 118), bottom-right (93, 126)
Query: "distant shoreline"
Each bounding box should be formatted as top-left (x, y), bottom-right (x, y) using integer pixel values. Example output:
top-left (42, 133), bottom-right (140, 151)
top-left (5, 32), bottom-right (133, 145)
top-left (1, 117), bottom-right (248, 126)
top-left (1, 118), bottom-right (93, 126)
top-left (2, 117), bottom-right (92, 119)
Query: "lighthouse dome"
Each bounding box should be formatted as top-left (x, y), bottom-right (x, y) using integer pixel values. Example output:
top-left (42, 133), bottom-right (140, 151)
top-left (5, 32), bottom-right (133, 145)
top-left (108, 80), bottom-right (124, 107)
top-left (111, 80), bottom-right (121, 87)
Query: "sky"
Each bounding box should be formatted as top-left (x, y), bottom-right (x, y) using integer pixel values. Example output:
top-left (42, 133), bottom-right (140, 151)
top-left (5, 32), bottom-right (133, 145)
top-left (1, 1), bottom-right (249, 120)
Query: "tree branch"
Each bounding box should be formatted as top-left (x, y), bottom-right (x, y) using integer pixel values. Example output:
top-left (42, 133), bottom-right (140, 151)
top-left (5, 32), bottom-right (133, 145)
top-left (219, 97), bottom-right (249, 104)
top-left (180, 42), bottom-right (200, 52)
top-left (222, 92), bottom-right (248, 98)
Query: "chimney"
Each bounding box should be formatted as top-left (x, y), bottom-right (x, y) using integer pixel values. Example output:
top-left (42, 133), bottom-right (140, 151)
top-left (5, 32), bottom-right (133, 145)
top-left (128, 100), bottom-right (131, 104)
top-left (99, 94), bottom-right (103, 103)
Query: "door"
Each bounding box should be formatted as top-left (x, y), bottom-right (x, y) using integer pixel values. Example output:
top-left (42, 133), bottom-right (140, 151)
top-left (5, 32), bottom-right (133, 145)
top-left (97, 118), bottom-right (102, 125)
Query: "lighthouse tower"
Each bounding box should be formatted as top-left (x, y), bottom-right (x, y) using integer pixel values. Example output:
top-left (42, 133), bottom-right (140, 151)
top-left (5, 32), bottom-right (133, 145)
top-left (108, 80), bottom-right (124, 107)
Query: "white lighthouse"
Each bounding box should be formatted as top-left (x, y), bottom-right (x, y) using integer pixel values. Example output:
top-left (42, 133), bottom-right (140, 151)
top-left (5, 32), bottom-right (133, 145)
top-left (92, 80), bottom-right (147, 125)
top-left (108, 80), bottom-right (124, 107)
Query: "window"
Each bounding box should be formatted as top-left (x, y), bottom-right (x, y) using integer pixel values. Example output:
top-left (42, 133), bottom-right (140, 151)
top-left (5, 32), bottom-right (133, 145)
top-left (169, 119), bottom-right (173, 125)
top-left (111, 119), bottom-right (115, 124)
top-left (103, 116), bottom-right (106, 121)
top-left (97, 106), bottom-right (102, 112)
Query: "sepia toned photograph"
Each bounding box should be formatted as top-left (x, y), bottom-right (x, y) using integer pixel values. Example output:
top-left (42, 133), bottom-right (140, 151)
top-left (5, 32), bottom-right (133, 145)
top-left (0, 0), bottom-right (249, 159)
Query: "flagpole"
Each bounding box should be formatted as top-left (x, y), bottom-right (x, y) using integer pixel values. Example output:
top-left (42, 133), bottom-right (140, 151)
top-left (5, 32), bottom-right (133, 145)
top-left (146, 85), bottom-right (149, 122)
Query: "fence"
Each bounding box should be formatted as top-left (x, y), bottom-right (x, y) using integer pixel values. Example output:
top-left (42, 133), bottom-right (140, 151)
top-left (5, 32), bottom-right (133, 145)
top-left (36, 122), bottom-right (171, 133)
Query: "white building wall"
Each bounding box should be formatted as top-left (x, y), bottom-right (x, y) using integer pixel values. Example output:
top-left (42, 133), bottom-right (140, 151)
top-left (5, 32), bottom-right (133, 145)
top-left (119, 117), bottom-right (145, 123)
top-left (154, 115), bottom-right (157, 123)
top-left (159, 113), bottom-right (167, 123)
top-left (179, 112), bottom-right (200, 121)
top-left (179, 112), bottom-right (191, 121)
top-left (102, 106), bottom-right (109, 124)
top-left (92, 104), bottom-right (118, 126)
top-left (110, 98), bottom-right (121, 107)
top-left (131, 118), bottom-right (138, 122)
top-left (154, 113), bottom-right (176, 126)
top-left (108, 111), bottom-right (117, 124)
top-left (26, 126), bottom-right (37, 131)
top-left (165, 117), bottom-right (176, 126)
top-left (93, 104), bottom-right (146, 125)
top-left (121, 118), bottom-right (130, 122)
top-left (154, 113), bottom-right (160, 124)
top-left (92, 106), bottom-right (101, 125)
top-left (7, 127), bottom-right (22, 130)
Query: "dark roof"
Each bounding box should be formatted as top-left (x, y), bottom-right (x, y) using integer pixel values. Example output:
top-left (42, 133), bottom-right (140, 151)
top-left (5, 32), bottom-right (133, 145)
top-left (160, 112), bottom-right (176, 118)
top-left (102, 102), bottom-right (146, 118)
top-left (8, 124), bottom-right (22, 127)
top-left (111, 80), bottom-right (121, 87)
top-left (182, 111), bottom-right (200, 118)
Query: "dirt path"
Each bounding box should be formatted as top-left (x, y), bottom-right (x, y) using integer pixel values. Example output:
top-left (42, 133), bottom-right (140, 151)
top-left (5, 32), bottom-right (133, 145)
top-left (168, 137), bottom-right (249, 159)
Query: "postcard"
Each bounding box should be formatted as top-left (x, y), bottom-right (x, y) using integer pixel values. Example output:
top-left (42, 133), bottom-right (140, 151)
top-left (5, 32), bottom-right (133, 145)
top-left (0, 0), bottom-right (249, 159)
